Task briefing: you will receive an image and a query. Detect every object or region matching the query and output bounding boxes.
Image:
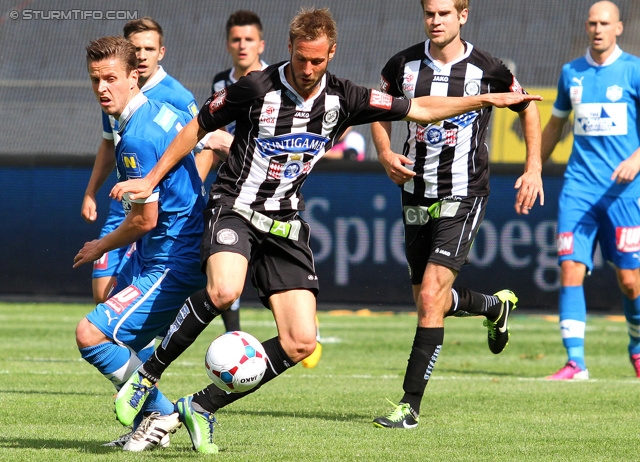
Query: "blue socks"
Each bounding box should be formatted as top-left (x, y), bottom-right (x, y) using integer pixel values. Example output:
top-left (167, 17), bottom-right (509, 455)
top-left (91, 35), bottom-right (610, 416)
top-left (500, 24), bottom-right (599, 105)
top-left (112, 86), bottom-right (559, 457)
top-left (80, 341), bottom-right (174, 416)
top-left (623, 295), bottom-right (640, 357)
top-left (558, 286), bottom-right (587, 370)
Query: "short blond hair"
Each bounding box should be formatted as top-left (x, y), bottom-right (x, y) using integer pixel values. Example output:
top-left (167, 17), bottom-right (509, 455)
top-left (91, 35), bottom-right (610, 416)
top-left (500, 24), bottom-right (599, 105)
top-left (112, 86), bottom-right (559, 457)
top-left (289, 7), bottom-right (338, 48)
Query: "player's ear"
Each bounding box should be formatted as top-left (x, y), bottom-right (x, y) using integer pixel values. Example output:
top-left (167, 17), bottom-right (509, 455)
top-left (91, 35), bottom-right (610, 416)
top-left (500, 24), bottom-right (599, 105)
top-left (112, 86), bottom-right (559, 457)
top-left (157, 46), bottom-right (166, 62)
top-left (328, 43), bottom-right (336, 61)
top-left (459, 8), bottom-right (469, 26)
top-left (130, 69), bottom-right (139, 89)
top-left (258, 40), bottom-right (265, 56)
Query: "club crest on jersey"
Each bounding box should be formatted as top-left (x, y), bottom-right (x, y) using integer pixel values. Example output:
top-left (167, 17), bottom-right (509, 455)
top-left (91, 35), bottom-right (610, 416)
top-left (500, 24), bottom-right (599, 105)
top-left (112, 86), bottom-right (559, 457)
top-left (369, 89), bottom-right (392, 110)
top-left (121, 152), bottom-right (142, 178)
top-left (153, 105), bottom-right (179, 133)
top-left (323, 109), bottom-right (339, 125)
top-left (606, 85), bottom-right (623, 102)
top-left (464, 79), bottom-right (481, 96)
top-left (208, 89), bottom-right (226, 114)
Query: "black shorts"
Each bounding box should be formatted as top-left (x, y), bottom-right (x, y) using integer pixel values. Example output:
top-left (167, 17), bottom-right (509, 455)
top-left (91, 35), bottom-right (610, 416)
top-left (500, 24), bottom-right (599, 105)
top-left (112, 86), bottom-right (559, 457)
top-left (201, 205), bottom-right (319, 308)
top-left (403, 194), bottom-right (487, 285)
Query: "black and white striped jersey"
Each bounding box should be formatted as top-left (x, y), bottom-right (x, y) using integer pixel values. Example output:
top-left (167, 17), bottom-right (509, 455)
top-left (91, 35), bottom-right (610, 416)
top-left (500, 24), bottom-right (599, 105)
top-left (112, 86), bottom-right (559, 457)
top-left (380, 40), bottom-right (529, 200)
top-left (198, 61), bottom-right (410, 212)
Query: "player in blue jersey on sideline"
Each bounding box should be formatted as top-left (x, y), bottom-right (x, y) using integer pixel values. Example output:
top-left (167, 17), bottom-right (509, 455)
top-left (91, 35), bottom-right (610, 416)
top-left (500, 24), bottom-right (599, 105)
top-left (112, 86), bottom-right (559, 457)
top-left (74, 35), bottom-right (207, 452)
top-left (81, 17), bottom-right (221, 306)
top-left (541, 1), bottom-right (640, 380)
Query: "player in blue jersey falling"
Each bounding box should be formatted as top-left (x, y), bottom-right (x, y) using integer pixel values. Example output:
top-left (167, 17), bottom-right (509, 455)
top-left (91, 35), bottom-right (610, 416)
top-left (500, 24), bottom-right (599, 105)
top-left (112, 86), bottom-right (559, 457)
top-left (542, 1), bottom-right (640, 380)
top-left (81, 17), bottom-right (222, 306)
top-left (109, 8), bottom-right (540, 453)
top-left (74, 35), bottom-right (208, 452)
top-left (78, 18), bottom-right (231, 449)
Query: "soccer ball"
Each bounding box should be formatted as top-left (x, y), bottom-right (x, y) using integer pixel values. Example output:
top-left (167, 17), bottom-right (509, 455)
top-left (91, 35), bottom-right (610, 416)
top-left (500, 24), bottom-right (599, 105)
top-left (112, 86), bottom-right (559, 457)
top-left (204, 331), bottom-right (267, 393)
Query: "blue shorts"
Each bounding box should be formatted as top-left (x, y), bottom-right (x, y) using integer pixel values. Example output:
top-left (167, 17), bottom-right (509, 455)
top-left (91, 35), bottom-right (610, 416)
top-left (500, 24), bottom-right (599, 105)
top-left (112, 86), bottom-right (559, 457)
top-left (86, 252), bottom-right (205, 353)
top-left (557, 187), bottom-right (640, 271)
top-left (92, 202), bottom-right (132, 279)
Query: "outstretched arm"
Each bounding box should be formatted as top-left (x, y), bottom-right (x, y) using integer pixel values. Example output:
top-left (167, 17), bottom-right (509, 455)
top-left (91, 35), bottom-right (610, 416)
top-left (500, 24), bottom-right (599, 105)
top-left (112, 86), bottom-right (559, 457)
top-left (405, 92), bottom-right (542, 125)
top-left (514, 102), bottom-right (544, 215)
top-left (110, 118), bottom-right (208, 201)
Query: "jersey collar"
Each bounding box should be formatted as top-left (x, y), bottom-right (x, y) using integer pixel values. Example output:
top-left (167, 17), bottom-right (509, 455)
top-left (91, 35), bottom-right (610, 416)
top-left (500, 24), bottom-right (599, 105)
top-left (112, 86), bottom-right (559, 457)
top-left (140, 65), bottom-right (167, 92)
top-left (423, 39), bottom-right (474, 72)
top-left (227, 60), bottom-right (268, 84)
top-left (279, 62), bottom-right (326, 109)
top-left (117, 92), bottom-right (148, 133)
top-left (585, 45), bottom-right (622, 67)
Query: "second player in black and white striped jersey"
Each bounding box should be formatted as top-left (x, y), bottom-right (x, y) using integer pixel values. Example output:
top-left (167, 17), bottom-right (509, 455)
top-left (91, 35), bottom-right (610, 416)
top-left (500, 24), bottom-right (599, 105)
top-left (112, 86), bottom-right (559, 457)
top-left (378, 40), bottom-right (529, 199)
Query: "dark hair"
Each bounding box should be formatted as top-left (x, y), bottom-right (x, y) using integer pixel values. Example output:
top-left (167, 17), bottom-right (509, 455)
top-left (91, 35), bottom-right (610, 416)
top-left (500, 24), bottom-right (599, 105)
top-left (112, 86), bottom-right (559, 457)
top-left (289, 7), bottom-right (337, 48)
top-left (86, 36), bottom-right (138, 73)
top-left (226, 10), bottom-right (263, 39)
top-left (123, 17), bottom-right (164, 46)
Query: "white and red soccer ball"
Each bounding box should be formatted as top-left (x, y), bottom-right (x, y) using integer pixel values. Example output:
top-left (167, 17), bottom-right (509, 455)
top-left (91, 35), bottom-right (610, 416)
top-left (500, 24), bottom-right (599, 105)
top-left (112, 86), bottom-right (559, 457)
top-left (205, 331), bottom-right (267, 393)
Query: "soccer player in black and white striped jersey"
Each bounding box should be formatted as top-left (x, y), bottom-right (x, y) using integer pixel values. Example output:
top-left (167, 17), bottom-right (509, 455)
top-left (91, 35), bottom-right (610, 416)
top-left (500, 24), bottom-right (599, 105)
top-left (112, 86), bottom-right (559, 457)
top-left (111, 7), bottom-right (541, 451)
top-left (371, 0), bottom-right (544, 428)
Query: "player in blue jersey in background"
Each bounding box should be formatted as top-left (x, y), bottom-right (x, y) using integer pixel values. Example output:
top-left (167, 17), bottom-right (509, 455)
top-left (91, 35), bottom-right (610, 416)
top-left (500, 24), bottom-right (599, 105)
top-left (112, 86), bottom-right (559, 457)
top-left (542, 1), bottom-right (640, 380)
top-left (74, 35), bottom-right (207, 452)
top-left (81, 17), bottom-right (221, 306)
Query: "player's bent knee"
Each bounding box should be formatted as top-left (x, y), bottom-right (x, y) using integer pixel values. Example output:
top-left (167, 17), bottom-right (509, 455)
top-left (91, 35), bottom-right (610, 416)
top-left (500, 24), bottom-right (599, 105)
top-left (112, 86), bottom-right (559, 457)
top-left (617, 270), bottom-right (640, 299)
top-left (75, 317), bottom-right (108, 349)
top-left (206, 286), bottom-right (242, 310)
top-left (281, 337), bottom-right (316, 363)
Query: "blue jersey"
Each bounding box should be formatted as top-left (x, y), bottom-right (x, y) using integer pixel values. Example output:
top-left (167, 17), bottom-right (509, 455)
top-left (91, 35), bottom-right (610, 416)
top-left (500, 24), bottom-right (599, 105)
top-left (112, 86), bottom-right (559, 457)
top-left (115, 92), bottom-right (205, 273)
top-left (553, 46), bottom-right (640, 197)
top-left (98, 66), bottom-right (199, 246)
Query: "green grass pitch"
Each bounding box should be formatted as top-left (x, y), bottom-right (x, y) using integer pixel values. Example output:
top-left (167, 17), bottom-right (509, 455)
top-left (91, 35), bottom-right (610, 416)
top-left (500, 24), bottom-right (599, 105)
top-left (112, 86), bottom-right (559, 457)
top-left (0, 302), bottom-right (639, 461)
